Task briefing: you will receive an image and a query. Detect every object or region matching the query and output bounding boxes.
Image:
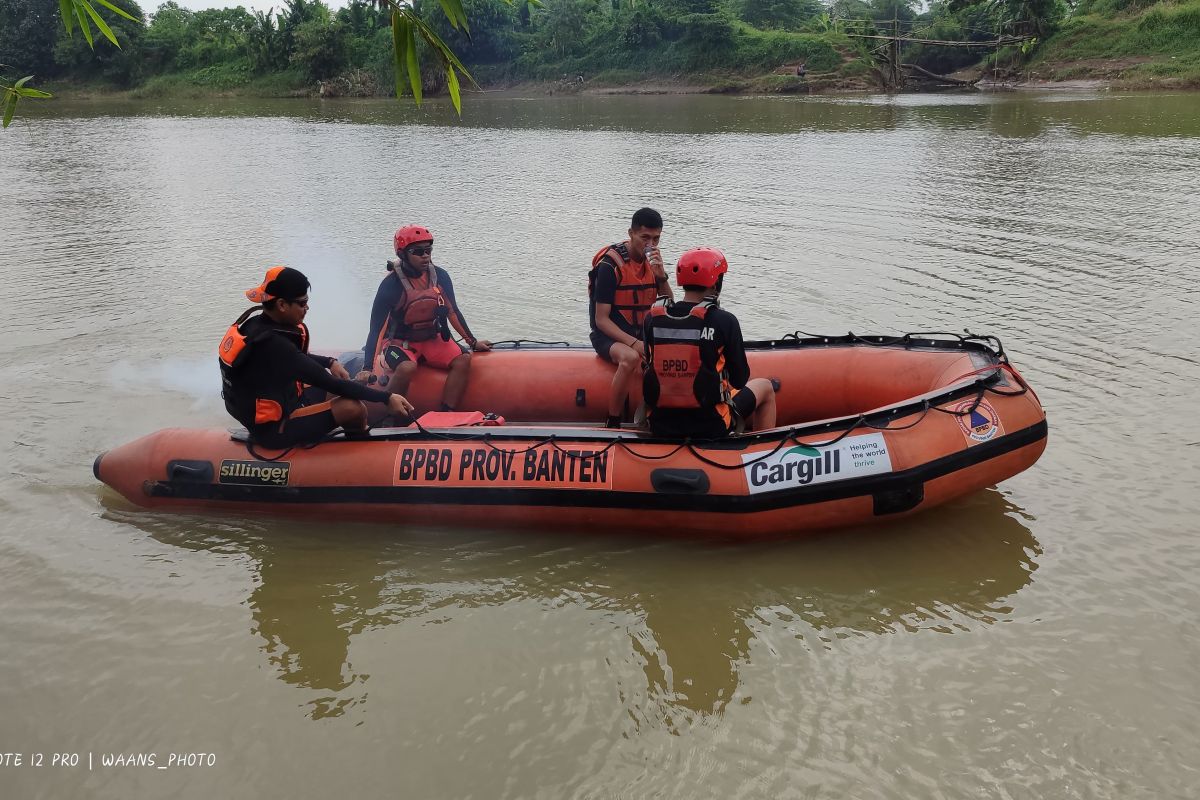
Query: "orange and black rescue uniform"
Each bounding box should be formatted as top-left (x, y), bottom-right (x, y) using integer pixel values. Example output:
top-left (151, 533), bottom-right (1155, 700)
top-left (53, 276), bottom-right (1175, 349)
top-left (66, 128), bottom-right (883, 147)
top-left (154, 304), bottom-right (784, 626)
top-left (588, 242), bottom-right (662, 360)
top-left (364, 263), bottom-right (475, 370)
top-left (220, 310), bottom-right (394, 447)
top-left (642, 299), bottom-right (757, 439)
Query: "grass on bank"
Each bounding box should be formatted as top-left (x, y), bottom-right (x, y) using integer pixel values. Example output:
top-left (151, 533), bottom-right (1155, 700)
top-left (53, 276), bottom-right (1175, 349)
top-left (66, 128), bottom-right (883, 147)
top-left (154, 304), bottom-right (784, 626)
top-left (128, 61), bottom-right (310, 99)
top-left (1031, 0), bottom-right (1200, 85)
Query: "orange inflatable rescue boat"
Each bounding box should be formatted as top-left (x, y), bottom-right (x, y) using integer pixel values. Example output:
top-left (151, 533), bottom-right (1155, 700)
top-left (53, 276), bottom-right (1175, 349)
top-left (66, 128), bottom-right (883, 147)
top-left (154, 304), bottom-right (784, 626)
top-left (94, 332), bottom-right (1047, 537)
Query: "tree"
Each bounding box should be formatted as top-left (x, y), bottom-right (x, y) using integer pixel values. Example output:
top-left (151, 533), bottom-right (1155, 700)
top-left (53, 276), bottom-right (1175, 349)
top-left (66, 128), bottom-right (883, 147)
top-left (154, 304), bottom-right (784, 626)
top-left (946, 0), bottom-right (1064, 42)
top-left (54, 0), bottom-right (146, 85)
top-left (737, 0), bottom-right (822, 30)
top-left (869, 0), bottom-right (917, 22)
top-left (535, 0), bottom-right (594, 57)
top-left (291, 10), bottom-right (351, 79)
top-left (143, 1), bottom-right (193, 71)
top-left (0, 0), bottom-right (62, 77)
top-left (2, 0), bottom-right (138, 127)
top-left (419, 0), bottom-right (519, 65)
top-left (2, 0), bottom-right (510, 128)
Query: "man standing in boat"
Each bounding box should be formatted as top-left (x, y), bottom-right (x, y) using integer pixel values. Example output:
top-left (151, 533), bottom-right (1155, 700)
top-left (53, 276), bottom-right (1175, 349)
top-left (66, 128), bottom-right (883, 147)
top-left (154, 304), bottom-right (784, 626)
top-left (219, 266), bottom-right (414, 448)
top-left (362, 225), bottom-right (492, 415)
top-left (589, 207), bottom-right (674, 429)
top-left (642, 248), bottom-right (776, 438)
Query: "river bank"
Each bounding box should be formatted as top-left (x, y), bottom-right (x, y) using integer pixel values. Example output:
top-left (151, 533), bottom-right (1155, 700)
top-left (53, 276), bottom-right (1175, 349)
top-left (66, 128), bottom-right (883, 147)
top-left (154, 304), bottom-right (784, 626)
top-left (36, 52), bottom-right (1200, 105)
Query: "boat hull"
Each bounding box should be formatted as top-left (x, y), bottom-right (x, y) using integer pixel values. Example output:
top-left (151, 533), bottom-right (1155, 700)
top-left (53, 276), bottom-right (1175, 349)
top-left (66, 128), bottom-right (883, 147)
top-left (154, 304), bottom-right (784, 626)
top-left (95, 337), bottom-right (1048, 537)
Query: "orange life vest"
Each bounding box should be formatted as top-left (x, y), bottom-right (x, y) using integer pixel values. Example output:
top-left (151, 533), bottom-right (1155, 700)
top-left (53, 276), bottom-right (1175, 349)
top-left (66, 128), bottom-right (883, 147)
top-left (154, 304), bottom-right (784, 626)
top-left (386, 261), bottom-right (448, 343)
top-left (589, 242), bottom-right (659, 329)
top-left (645, 299), bottom-right (730, 410)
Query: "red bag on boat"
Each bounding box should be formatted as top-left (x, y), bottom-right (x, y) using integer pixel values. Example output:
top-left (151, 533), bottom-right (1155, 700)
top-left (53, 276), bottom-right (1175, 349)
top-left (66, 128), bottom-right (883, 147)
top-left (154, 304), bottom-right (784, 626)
top-left (412, 411), bottom-right (505, 428)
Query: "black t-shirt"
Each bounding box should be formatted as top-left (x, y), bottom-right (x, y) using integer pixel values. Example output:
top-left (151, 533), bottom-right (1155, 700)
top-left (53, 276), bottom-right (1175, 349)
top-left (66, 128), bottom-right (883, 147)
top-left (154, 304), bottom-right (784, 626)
top-left (590, 256), bottom-right (653, 341)
top-left (642, 301), bottom-right (751, 439)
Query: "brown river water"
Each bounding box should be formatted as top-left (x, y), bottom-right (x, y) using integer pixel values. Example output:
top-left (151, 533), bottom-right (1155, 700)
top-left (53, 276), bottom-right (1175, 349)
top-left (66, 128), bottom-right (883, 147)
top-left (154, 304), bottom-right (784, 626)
top-left (1, 91), bottom-right (1199, 798)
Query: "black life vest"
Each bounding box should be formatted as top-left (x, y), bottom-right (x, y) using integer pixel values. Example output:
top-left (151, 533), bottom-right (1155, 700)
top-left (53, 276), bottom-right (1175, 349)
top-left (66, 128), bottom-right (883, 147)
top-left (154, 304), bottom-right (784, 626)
top-left (644, 299), bottom-right (730, 410)
top-left (218, 309), bottom-right (311, 427)
top-left (589, 242), bottom-right (659, 329)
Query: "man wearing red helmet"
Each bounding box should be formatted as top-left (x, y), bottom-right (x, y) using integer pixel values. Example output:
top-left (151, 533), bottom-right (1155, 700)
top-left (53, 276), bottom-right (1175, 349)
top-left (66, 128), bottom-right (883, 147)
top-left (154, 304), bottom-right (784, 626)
top-left (219, 266), bottom-right (415, 447)
top-left (362, 225), bottom-right (491, 415)
top-left (642, 248), bottom-right (776, 438)
top-left (588, 207), bottom-right (674, 428)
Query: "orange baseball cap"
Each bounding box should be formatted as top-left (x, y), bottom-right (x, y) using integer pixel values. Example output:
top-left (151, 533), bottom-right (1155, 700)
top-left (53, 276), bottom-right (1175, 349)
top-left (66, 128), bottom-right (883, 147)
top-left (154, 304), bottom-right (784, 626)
top-left (245, 266), bottom-right (309, 303)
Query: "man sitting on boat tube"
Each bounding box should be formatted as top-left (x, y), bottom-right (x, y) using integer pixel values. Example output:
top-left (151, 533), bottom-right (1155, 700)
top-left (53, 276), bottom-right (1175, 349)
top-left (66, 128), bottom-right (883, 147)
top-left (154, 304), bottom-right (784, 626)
top-left (218, 266), bottom-right (415, 448)
top-left (642, 248), bottom-right (776, 438)
top-left (361, 225), bottom-right (492, 417)
top-left (589, 207), bottom-right (674, 429)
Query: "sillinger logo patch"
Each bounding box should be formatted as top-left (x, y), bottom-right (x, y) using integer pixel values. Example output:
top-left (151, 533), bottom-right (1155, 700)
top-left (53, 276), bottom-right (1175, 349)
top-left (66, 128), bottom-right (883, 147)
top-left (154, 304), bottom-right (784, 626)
top-left (219, 459), bottom-right (291, 486)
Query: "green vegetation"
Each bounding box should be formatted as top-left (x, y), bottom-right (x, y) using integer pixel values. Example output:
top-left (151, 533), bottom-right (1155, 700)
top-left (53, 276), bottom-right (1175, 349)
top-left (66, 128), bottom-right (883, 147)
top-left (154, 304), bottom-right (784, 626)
top-left (0, 0), bottom-right (881, 101)
top-left (3, 0), bottom-right (1199, 112)
top-left (1029, 0), bottom-right (1200, 86)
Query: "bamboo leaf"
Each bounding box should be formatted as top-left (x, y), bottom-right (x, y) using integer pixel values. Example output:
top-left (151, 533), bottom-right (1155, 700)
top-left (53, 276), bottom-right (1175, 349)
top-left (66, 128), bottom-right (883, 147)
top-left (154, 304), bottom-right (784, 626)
top-left (436, 0), bottom-right (469, 34)
top-left (404, 14), bottom-right (422, 106)
top-left (14, 75), bottom-right (33, 89)
top-left (90, 0), bottom-right (137, 23)
top-left (79, 0), bottom-right (122, 48)
top-left (59, 0), bottom-right (76, 36)
top-left (445, 64), bottom-right (461, 116)
top-left (74, 2), bottom-right (96, 48)
top-left (15, 87), bottom-right (53, 98)
top-left (3, 94), bottom-right (17, 129)
top-left (410, 12), bottom-right (478, 87)
top-left (391, 10), bottom-right (411, 103)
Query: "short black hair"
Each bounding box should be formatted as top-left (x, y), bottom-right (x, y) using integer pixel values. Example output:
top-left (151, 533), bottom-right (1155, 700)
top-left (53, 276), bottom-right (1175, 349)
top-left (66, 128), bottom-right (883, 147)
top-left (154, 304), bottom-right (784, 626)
top-left (631, 207), bottom-right (662, 230)
top-left (681, 274), bottom-right (724, 295)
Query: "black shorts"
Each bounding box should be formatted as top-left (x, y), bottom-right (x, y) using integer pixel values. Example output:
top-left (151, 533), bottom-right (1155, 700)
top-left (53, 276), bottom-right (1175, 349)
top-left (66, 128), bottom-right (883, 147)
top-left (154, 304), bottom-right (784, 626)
top-left (589, 330), bottom-right (620, 362)
top-left (729, 386), bottom-right (758, 423)
top-left (250, 401), bottom-right (338, 449)
top-left (647, 388), bottom-right (759, 439)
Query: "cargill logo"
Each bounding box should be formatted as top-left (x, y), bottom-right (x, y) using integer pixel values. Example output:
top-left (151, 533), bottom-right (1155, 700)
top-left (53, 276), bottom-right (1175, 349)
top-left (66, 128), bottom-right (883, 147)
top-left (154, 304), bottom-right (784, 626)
top-left (742, 433), bottom-right (894, 495)
top-left (219, 459), bottom-right (291, 486)
top-left (749, 444), bottom-right (842, 488)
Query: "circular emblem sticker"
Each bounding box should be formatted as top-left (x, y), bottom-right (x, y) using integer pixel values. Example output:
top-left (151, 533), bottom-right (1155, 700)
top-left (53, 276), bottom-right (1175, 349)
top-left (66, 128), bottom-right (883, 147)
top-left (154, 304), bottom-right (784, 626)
top-left (953, 399), bottom-right (1001, 444)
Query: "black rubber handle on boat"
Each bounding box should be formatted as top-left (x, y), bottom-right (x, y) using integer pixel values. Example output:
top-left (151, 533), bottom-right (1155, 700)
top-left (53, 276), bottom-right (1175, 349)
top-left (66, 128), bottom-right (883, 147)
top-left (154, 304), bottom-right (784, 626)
top-left (650, 469), bottom-right (711, 495)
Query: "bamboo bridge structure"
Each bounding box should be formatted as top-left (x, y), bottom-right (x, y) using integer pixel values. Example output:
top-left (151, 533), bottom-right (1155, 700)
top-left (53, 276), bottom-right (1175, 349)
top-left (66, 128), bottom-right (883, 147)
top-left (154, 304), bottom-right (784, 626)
top-left (844, 20), bottom-right (1037, 91)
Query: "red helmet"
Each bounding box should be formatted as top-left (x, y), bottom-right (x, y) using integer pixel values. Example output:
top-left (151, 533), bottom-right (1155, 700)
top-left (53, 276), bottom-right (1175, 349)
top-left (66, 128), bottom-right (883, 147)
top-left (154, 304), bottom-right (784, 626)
top-left (676, 247), bottom-right (728, 289)
top-left (394, 225), bottom-right (433, 254)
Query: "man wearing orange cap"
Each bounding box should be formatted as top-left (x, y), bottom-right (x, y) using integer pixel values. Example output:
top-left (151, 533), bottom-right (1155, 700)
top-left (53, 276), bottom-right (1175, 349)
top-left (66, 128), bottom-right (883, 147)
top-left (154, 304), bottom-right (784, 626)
top-left (219, 266), bottom-right (414, 447)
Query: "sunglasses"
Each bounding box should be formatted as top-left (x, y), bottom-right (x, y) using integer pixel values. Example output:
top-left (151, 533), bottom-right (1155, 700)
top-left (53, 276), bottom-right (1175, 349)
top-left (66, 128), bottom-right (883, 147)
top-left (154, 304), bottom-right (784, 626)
top-left (284, 296), bottom-right (309, 308)
top-left (406, 246), bottom-right (433, 256)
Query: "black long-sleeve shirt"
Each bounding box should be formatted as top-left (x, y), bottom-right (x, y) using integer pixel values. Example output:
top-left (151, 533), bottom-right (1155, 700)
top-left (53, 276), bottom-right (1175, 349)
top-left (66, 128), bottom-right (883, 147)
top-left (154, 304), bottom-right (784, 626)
top-left (237, 315), bottom-right (394, 416)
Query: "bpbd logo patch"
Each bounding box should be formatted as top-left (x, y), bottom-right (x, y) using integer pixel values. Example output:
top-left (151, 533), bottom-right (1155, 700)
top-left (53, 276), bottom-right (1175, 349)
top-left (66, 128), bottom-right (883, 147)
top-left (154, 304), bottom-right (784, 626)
top-left (219, 459), bottom-right (291, 486)
top-left (953, 399), bottom-right (1002, 444)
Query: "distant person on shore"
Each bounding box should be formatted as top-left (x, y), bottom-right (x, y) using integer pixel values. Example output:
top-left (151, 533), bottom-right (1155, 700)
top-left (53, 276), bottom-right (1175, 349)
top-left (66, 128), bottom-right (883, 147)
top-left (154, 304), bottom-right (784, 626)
top-left (218, 266), bottom-right (414, 447)
top-left (361, 225), bottom-right (492, 416)
top-left (642, 248), bottom-right (776, 438)
top-left (588, 207), bottom-right (674, 428)
top-left (797, 62), bottom-right (807, 78)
